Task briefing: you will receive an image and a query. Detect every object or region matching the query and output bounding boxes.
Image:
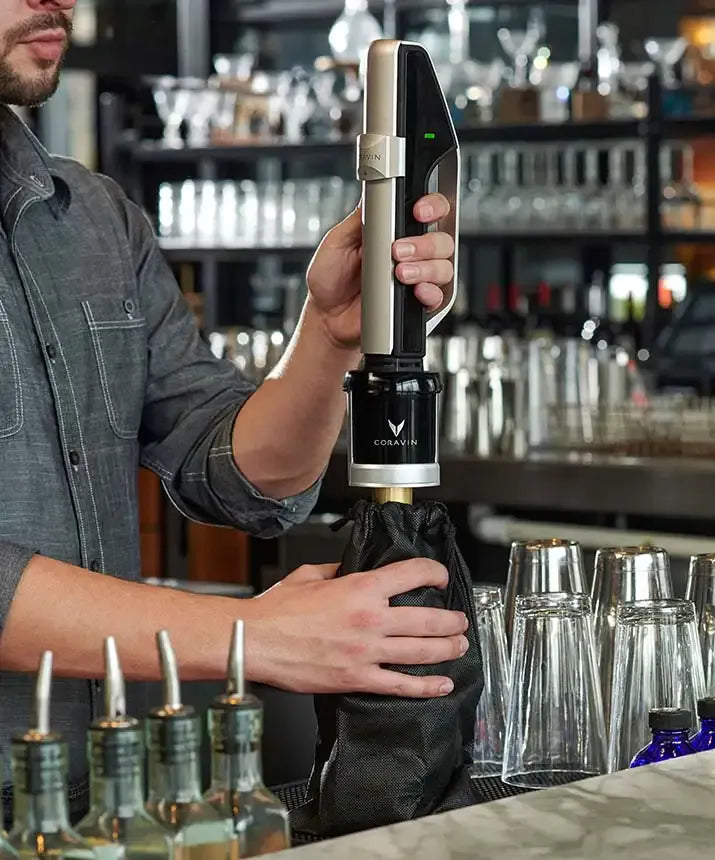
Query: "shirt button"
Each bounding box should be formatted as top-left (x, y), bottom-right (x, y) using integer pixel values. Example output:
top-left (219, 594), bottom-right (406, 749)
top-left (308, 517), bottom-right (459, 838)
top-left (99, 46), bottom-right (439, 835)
top-left (89, 559), bottom-right (101, 572)
top-left (69, 450), bottom-right (80, 467)
top-left (123, 299), bottom-right (135, 316)
top-left (45, 342), bottom-right (56, 361)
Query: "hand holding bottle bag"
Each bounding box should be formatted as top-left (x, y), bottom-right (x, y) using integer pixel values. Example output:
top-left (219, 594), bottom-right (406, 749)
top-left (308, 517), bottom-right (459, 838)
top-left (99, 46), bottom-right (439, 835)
top-left (292, 500), bottom-right (483, 838)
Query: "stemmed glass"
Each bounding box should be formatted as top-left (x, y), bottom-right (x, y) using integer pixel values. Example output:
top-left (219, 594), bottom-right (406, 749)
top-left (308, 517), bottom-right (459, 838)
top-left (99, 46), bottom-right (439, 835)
top-left (497, 8), bottom-right (545, 88)
top-left (186, 88), bottom-right (222, 147)
top-left (644, 37), bottom-right (688, 88)
top-left (152, 77), bottom-right (191, 148)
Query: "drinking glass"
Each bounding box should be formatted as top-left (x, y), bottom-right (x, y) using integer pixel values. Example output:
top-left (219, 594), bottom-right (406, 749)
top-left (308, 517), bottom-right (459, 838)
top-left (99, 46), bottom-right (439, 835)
top-left (471, 587), bottom-right (510, 779)
top-left (502, 593), bottom-right (607, 788)
top-left (497, 8), bottom-right (544, 88)
top-left (213, 90), bottom-right (239, 140)
top-left (504, 539), bottom-right (586, 640)
top-left (608, 599), bottom-right (704, 772)
top-left (186, 88), bottom-right (222, 147)
top-left (685, 554), bottom-right (715, 695)
top-left (644, 38), bottom-right (688, 88)
top-left (152, 78), bottom-right (190, 148)
top-left (591, 547), bottom-right (673, 728)
top-left (213, 53), bottom-right (255, 82)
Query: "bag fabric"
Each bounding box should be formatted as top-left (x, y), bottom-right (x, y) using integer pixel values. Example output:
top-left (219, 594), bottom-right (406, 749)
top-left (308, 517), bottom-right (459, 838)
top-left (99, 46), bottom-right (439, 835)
top-left (292, 500), bottom-right (483, 838)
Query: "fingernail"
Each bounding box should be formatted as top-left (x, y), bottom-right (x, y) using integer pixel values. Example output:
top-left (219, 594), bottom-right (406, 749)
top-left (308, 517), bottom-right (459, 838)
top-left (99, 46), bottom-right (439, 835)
top-left (439, 680), bottom-right (454, 696)
top-left (418, 204), bottom-right (434, 220)
top-left (462, 614), bottom-right (469, 631)
top-left (400, 264), bottom-right (419, 281)
top-left (394, 241), bottom-right (415, 260)
top-left (460, 636), bottom-right (470, 655)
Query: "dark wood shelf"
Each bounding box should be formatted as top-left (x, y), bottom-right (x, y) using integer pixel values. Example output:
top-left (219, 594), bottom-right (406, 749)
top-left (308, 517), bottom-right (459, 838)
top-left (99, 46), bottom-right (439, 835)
top-left (120, 138), bottom-right (353, 163)
top-left (321, 451), bottom-right (715, 520)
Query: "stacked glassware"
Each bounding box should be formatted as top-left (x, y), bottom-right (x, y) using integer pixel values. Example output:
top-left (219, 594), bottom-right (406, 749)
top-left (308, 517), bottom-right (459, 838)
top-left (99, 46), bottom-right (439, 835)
top-left (474, 540), bottom-right (709, 785)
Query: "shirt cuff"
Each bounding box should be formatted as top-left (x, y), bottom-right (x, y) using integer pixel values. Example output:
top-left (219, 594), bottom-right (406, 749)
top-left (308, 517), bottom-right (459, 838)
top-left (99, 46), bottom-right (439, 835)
top-left (174, 405), bottom-right (324, 538)
top-left (0, 542), bottom-right (36, 632)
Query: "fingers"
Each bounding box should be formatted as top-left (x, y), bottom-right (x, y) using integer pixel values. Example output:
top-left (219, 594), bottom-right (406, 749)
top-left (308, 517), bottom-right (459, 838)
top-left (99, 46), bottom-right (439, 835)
top-left (395, 260), bottom-right (453, 289)
top-left (364, 668), bottom-right (456, 698)
top-left (378, 634), bottom-right (469, 666)
top-left (413, 193), bottom-right (450, 223)
top-left (393, 231), bottom-right (455, 264)
top-left (286, 563), bottom-right (340, 584)
top-left (383, 606), bottom-right (468, 637)
top-left (358, 558), bottom-right (449, 599)
top-left (413, 283), bottom-right (443, 311)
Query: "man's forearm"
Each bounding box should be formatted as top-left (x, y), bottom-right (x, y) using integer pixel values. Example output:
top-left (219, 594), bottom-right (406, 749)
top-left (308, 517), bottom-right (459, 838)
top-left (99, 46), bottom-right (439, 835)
top-left (0, 555), bottom-right (252, 680)
top-left (232, 298), bottom-right (360, 499)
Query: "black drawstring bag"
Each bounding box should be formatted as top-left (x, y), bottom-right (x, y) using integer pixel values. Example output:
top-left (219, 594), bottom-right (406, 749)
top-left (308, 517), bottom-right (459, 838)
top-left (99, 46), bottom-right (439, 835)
top-left (291, 500), bottom-right (483, 839)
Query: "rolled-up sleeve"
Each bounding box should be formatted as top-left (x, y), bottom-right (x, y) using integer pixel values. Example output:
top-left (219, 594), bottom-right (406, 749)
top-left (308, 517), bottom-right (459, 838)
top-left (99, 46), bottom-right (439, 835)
top-left (100, 177), bottom-right (321, 537)
top-left (0, 542), bottom-right (36, 632)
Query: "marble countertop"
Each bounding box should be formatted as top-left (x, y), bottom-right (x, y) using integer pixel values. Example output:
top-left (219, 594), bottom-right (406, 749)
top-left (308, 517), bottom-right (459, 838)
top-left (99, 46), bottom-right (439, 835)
top-left (267, 752), bottom-right (715, 859)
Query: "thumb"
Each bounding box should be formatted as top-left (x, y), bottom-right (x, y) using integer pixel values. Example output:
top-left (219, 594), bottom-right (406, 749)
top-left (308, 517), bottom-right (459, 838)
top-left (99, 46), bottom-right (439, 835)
top-left (321, 203), bottom-right (362, 250)
top-left (286, 563), bottom-right (341, 584)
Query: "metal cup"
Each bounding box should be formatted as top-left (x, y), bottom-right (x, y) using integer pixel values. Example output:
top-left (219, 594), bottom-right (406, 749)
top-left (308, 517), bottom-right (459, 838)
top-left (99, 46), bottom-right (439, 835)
top-left (685, 553), bottom-right (715, 694)
top-left (504, 539), bottom-right (587, 640)
top-left (591, 546), bottom-right (673, 727)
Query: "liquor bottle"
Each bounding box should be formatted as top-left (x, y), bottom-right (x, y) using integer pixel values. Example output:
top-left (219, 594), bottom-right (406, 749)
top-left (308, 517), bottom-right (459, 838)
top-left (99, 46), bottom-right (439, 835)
top-left (205, 621), bottom-right (290, 858)
top-left (145, 631), bottom-right (234, 860)
top-left (75, 637), bottom-right (172, 859)
top-left (690, 698), bottom-right (715, 753)
top-left (629, 708), bottom-right (697, 768)
top-left (6, 652), bottom-right (95, 859)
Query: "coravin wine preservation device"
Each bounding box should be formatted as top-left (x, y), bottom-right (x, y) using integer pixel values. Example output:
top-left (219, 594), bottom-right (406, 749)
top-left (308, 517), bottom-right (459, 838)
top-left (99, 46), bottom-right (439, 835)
top-left (293, 43), bottom-right (481, 838)
top-left (344, 39), bottom-right (460, 505)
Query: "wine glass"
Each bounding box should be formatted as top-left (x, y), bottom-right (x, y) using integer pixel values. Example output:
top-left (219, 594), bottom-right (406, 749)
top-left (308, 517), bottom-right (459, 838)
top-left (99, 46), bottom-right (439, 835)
top-left (644, 37), bottom-right (688, 88)
top-left (329, 0), bottom-right (383, 67)
top-left (186, 88), bottom-right (222, 147)
top-left (152, 77), bottom-right (191, 148)
top-left (497, 8), bottom-right (545, 88)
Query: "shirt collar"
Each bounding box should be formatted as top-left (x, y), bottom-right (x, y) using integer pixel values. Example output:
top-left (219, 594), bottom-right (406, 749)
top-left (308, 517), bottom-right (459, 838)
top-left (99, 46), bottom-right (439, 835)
top-left (0, 104), bottom-right (71, 214)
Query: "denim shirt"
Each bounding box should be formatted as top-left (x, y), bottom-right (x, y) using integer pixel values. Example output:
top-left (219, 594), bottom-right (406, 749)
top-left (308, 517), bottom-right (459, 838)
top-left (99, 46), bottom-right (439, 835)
top-left (0, 106), bottom-right (320, 802)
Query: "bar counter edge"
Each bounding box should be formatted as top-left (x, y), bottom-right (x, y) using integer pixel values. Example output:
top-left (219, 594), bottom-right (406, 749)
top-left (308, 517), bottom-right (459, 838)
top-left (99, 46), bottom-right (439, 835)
top-left (265, 751), bottom-right (715, 859)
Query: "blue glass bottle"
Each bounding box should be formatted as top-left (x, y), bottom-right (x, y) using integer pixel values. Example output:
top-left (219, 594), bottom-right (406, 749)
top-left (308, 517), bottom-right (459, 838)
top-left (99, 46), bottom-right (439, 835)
top-left (691, 698), bottom-right (715, 753)
top-left (630, 708), bottom-right (696, 768)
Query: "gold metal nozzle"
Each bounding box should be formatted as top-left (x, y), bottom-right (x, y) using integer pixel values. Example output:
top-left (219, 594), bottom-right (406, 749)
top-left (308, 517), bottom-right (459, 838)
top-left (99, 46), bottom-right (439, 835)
top-left (374, 487), bottom-right (413, 505)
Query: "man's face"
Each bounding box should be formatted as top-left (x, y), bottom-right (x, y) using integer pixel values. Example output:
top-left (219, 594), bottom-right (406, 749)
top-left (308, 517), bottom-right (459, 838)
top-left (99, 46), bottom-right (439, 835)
top-left (0, 1), bottom-right (74, 106)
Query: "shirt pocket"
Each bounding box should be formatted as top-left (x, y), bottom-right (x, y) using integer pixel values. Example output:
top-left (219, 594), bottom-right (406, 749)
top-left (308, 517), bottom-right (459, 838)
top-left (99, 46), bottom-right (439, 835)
top-left (0, 297), bottom-right (23, 438)
top-left (81, 295), bottom-right (147, 440)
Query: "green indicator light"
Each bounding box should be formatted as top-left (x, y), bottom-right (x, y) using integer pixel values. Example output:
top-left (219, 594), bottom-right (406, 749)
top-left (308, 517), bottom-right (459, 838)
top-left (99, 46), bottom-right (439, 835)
top-left (424, 132), bottom-right (436, 139)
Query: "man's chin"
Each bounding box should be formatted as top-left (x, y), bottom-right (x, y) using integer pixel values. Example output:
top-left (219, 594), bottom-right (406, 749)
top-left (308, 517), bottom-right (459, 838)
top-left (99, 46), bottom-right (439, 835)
top-left (0, 66), bottom-right (61, 107)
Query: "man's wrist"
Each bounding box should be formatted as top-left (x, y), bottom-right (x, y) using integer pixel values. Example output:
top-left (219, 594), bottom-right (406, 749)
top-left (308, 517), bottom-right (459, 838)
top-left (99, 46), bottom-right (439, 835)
top-left (302, 295), bottom-right (361, 360)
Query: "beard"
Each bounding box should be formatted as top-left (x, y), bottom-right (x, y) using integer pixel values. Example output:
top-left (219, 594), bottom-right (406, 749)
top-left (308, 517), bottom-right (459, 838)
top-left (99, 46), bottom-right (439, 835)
top-left (0, 12), bottom-right (72, 107)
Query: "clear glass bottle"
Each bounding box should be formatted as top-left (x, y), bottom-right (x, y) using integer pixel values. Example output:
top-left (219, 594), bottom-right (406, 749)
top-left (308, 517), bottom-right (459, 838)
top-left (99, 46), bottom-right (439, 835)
top-left (7, 652), bottom-right (95, 859)
top-left (690, 697), bottom-right (715, 753)
top-left (144, 630), bottom-right (234, 860)
top-left (205, 622), bottom-right (290, 858)
top-left (75, 637), bottom-right (172, 859)
top-left (630, 708), bottom-right (697, 768)
top-left (328, 0), bottom-right (382, 67)
top-left (0, 833), bottom-right (18, 859)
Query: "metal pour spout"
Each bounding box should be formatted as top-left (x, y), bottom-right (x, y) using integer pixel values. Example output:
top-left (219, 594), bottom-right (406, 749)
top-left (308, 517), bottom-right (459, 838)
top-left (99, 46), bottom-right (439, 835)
top-left (32, 651), bottom-right (53, 736)
top-left (226, 619), bottom-right (245, 700)
top-left (157, 630), bottom-right (182, 710)
top-left (104, 636), bottom-right (126, 719)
